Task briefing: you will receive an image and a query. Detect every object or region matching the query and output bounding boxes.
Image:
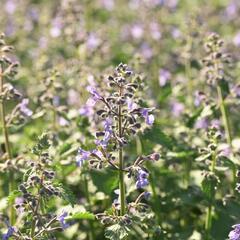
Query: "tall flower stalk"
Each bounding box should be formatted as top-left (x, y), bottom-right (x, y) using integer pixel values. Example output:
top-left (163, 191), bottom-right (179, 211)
top-left (76, 63), bottom-right (159, 239)
top-left (203, 33), bottom-right (232, 146)
top-left (0, 33), bottom-right (18, 225)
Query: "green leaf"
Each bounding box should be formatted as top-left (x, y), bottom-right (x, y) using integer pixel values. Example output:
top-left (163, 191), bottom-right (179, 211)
top-left (142, 123), bottom-right (173, 149)
top-left (201, 173), bottom-right (219, 200)
top-left (195, 153), bottom-right (211, 162)
top-left (7, 190), bottom-right (21, 205)
top-left (105, 224), bottom-right (130, 240)
top-left (67, 211), bottom-right (95, 220)
top-left (58, 184), bottom-right (77, 207)
top-left (219, 78), bottom-right (230, 98)
top-left (32, 133), bottom-right (51, 155)
top-left (90, 169), bottom-right (118, 195)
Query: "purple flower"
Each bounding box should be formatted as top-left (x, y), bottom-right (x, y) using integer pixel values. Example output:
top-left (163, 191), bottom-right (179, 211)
top-left (100, 0), bottom-right (115, 10)
top-left (136, 169), bottom-right (149, 189)
top-left (225, 2), bottom-right (238, 20)
top-left (2, 223), bottom-right (16, 240)
top-left (233, 32), bottom-right (240, 47)
top-left (57, 212), bottom-right (69, 230)
top-left (210, 119), bottom-right (221, 129)
top-left (140, 108), bottom-right (154, 125)
top-left (194, 117), bottom-right (209, 129)
top-left (95, 118), bottom-right (113, 148)
top-left (219, 144), bottom-right (232, 158)
top-left (171, 101), bottom-right (184, 117)
top-left (5, 0), bottom-right (16, 15)
top-left (19, 98), bottom-right (33, 117)
top-left (76, 148), bottom-right (91, 167)
top-left (87, 86), bottom-right (102, 101)
top-left (127, 99), bottom-right (138, 111)
top-left (58, 117), bottom-right (69, 126)
top-left (229, 224), bottom-right (240, 240)
top-left (131, 24), bottom-right (144, 39)
top-left (86, 33), bottom-right (101, 50)
top-left (91, 149), bottom-right (103, 159)
top-left (140, 43), bottom-right (153, 59)
top-left (150, 22), bottom-right (161, 40)
top-left (15, 197), bottom-right (24, 213)
top-left (171, 27), bottom-right (181, 39)
top-left (50, 18), bottom-right (62, 38)
top-left (194, 91), bottom-right (206, 106)
top-left (159, 69), bottom-right (171, 87)
top-left (144, 191), bottom-right (151, 199)
top-left (79, 98), bottom-right (96, 117)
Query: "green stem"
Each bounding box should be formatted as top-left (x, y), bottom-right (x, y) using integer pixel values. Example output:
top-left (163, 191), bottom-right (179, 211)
top-left (83, 174), bottom-right (95, 240)
top-left (118, 87), bottom-right (125, 216)
top-left (184, 35), bottom-right (193, 187)
top-left (205, 151), bottom-right (217, 239)
top-left (214, 60), bottom-right (235, 185)
top-left (0, 66), bottom-right (15, 225)
top-left (216, 85), bottom-right (232, 146)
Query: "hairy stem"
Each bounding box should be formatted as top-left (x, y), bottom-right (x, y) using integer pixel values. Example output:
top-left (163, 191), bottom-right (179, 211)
top-left (0, 66), bottom-right (15, 224)
top-left (205, 150), bottom-right (217, 239)
top-left (118, 87), bottom-right (125, 216)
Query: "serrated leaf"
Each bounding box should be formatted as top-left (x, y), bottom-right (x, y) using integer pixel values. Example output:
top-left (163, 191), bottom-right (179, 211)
top-left (32, 133), bottom-right (51, 155)
top-left (90, 169), bottom-right (118, 195)
top-left (105, 224), bottom-right (130, 240)
top-left (57, 184), bottom-right (77, 207)
top-left (66, 211), bottom-right (95, 220)
top-left (142, 123), bottom-right (173, 149)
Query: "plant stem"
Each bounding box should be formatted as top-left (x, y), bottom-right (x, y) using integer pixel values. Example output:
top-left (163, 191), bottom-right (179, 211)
top-left (216, 85), bottom-right (232, 146)
top-left (214, 61), bottom-right (235, 184)
top-left (83, 173), bottom-right (95, 240)
top-left (205, 150), bottom-right (217, 239)
top-left (0, 66), bottom-right (15, 225)
top-left (184, 35), bottom-right (193, 187)
top-left (118, 87), bottom-right (125, 216)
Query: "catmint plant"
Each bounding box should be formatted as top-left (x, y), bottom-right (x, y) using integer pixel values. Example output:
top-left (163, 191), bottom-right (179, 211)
top-left (202, 33), bottom-right (232, 146)
top-left (38, 69), bottom-right (69, 132)
top-left (0, 133), bottom-right (71, 239)
top-left (76, 63), bottom-right (160, 239)
top-left (0, 33), bottom-right (32, 225)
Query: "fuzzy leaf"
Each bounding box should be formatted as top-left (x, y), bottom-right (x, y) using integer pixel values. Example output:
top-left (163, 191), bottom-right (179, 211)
top-left (143, 123), bottom-right (173, 149)
top-left (58, 184), bottom-right (77, 207)
top-left (105, 224), bottom-right (130, 240)
top-left (90, 169), bottom-right (118, 195)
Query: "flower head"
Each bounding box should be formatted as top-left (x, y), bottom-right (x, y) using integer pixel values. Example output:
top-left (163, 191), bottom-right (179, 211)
top-left (19, 98), bottom-right (33, 117)
top-left (140, 108), bottom-right (154, 125)
top-left (57, 212), bottom-right (69, 230)
top-left (136, 169), bottom-right (149, 189)
top-left (87, 86), bottom-right (102, 101)
top-left (159, 69), bottom-right (171, 87)
top-left (229, 224), bottom-right (240, 240)
top-left (2, 223), bottom-right (16, 240)
top-left (76, 148), bottom-right (91, 167)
